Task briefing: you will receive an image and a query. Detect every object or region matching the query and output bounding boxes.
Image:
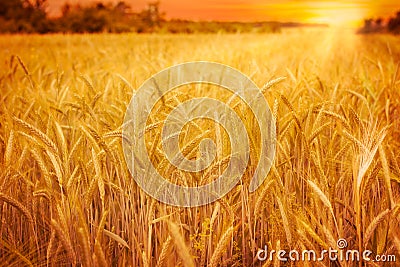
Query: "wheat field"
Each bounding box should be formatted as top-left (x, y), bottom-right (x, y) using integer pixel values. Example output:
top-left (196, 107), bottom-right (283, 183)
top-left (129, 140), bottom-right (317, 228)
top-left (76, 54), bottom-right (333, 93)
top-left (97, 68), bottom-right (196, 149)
top-left (0, 29), bottom-right (399, 266)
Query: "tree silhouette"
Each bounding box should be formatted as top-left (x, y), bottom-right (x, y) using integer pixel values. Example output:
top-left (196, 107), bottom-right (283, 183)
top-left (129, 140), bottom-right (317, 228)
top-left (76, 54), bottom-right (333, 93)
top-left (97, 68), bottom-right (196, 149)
top-left (0, 0), bottom-right (49, 32)
top-left (115, 1), bottom-right (130, 14)
top-left (375, 18), bottom-right (383, 27)
top-left (140, 2), bottom-right (165, 29)
top-left (359, 10), bottom-right (400, 34)
top-left (0, 0), bottom-right (282, 34)
top-left (388, 11), bottom-right (400, 34)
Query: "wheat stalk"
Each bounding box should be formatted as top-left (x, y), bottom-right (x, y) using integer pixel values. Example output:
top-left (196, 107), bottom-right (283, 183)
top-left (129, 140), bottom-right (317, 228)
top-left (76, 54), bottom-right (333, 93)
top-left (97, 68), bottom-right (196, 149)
top-left (254, 179), bottom-right (275, 216)
top-left (364, 209), bottom-right (391, 247)
top-left (4, 130), bottom-right (14, 166)
top-left (167, 221), bottom-right (195, 267)
top-left (261, 77), bottom-right (286, 93)
top-left (156, 235), bottom-right (173, 267)
top-left (307, 180), bottom-right (339, 233)
top-left (209, 225), bottom-right (235, 267)
top-left (94, 239), bottom-right (108, 267)
top-left (0, 192), bottom-right (34, 224)
top-left (276, 195), bottom-right (292, 245)
top-left (78, 227), bottom-right (91, 267)
top-left (46, 229), bottom-right (56, 267)
top-left (13, 116), bottom-right (59, 155)
top-left (379, 145), bottom-right (394, 209)
top-left (51, 219), bottom-right (76, 266)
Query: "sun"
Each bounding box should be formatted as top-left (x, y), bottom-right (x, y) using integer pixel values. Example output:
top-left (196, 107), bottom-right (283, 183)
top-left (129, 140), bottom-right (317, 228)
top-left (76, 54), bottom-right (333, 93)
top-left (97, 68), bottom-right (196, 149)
top-left (304, 4), bottom-right (367, 27)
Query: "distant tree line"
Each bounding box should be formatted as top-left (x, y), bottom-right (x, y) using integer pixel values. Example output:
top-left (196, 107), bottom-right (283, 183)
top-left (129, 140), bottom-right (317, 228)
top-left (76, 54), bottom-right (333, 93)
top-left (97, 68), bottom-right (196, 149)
top-left (0, 0), bottom-right (49, 33)
top-left (0, 0), bottom-right (167, 33)
top-left (358, 10), bottom-right (400, 34)
top-left (0, 0), bottom-right (284, 34)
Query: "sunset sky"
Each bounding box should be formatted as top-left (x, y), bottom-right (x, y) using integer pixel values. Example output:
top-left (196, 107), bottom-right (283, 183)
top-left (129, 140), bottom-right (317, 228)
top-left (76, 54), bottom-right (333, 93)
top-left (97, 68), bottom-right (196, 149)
top-left (47, 0), bottom-right (400, 26)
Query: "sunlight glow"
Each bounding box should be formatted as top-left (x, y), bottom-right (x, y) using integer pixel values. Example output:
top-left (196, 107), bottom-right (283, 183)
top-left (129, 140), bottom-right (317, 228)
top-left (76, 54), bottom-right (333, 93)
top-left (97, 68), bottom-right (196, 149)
top-left (305, 9), bottom-right (366, 27)
top-left (300, 2), bottom-right (368, 27)
top-left (47, 0), bottom-right (400, 26)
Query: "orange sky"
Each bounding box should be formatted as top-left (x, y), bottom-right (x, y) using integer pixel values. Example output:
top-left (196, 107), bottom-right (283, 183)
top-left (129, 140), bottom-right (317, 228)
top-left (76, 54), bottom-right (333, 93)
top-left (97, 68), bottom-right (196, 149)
top-left (47, 0), bottom-right (400, 26)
